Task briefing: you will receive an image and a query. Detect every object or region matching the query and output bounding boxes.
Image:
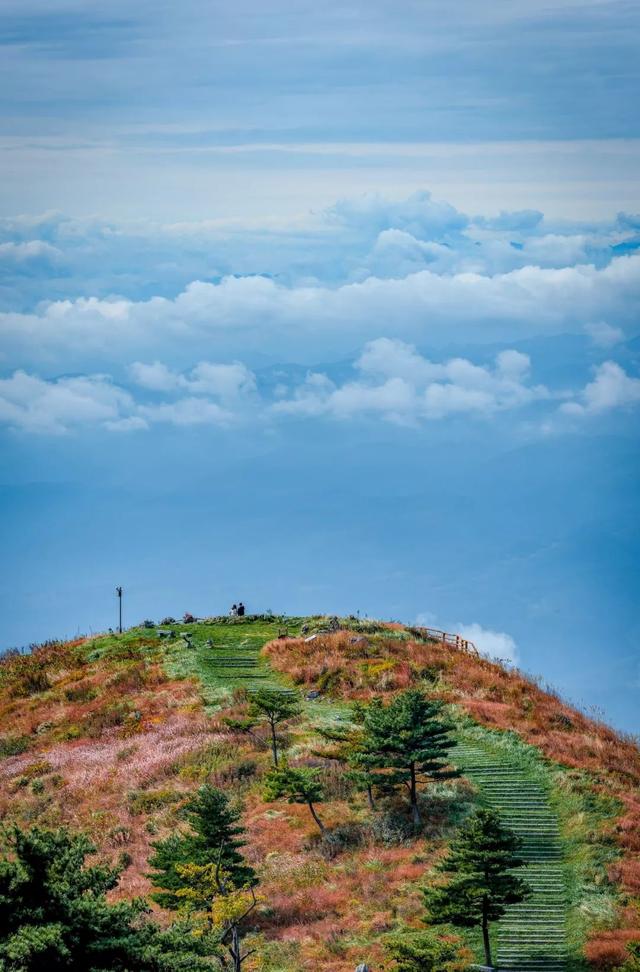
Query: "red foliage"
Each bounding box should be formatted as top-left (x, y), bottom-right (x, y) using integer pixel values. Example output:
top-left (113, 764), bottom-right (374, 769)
top-left (585, 930), bottom-right (640, 969)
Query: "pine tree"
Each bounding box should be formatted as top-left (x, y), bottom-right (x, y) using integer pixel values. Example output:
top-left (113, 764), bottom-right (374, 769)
top-left (362, 690), bottom-right (457, 825)
top-left (173, 863), bottom-right (261, 972)
top-left (0, 825), bottom-right (212, 971)
top-left (384, 927), bottom-right (470, 972)
top-left (248, 689), bottom-right (301, 766)
top-left (148, 784), bottom-right (255, 910)
top-left (263, 763), bottom-right (326, 832)
top-left (424, 808), bottom-right (531, 968)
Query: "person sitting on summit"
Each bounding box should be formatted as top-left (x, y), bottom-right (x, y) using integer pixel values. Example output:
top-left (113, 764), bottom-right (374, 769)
top-left (230, 604), bottom-right (238, 616)
top-left (237, 602), bottom-right (245, 617)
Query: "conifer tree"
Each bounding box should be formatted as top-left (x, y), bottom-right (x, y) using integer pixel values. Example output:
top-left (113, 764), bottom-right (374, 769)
top-left (384, 927), bottom-right (469, 972)
top-left (424, 808), bottom-right (530, 968)
top-left (174, 862), bottom-right (261, 972)
top-left (263, 763), bottom-right (326, 832)
top-left (248, 689), bottom-right (301, 766)
top-left (362, 690), bottom-right (457, 825)
top-left (149, 784), bottom-right (255, 910)
top-left (0, 825), bottom-right (212, 971)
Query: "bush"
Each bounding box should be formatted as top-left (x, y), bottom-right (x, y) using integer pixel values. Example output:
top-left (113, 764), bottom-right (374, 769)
top-left (369, 809), bottom-right (415, 846)
top-left (11, 665), bottom-right (51, 697)
top-left (309, 822), bottom-right (367, 859)
top-left (586, 933), bottom-right (640, 970)
top-left (109, 663), bottom-right (148, 693)
top-left (21, 761), bottom-right (52, 779)
top-left (385, 928), bottom-right (471, 972)
top-left (128, 788), bottom-right (182, 815)
top-left (84, 703), bottom-right (130, 738)
top-left (0, 734), bottom-right (30, 758)
top-left (64, 682), bottom-right (97, 703)
top-left (622, 941), bottom-right (640, 971)
top-left (213, 758), bottom-right (259, 786)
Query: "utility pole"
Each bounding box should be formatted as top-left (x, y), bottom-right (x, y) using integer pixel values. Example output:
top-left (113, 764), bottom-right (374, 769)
top-left (115, 586), bottom-right (123, 633)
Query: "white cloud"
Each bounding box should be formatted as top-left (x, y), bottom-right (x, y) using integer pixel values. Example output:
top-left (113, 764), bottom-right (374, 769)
top-left (0, 371), bottom-right (134, 435)
top-left (560, 361), bottom-right (640, 416)
top-left (520, 233), bottom-right (592, 267)
top-left (585, 321), bottom-right (625, 347)
top-left (1, 252), bottom-right (638, 371)
top-left (274, 339), bottom-right (549, 424)
top-left (0, 362), bottom-right (245, 434)
top-left (0, 240), bottom-right (62, 267)
top-left (129, 361), bottom-right (181, 392)
top-left (473, 209), bottom-right (543, 231)
top-left (137, 397), bottom-right (232, 427)
top-left (129, 360), bottom-right (256, 400)
top-left (0, 342), bottom-right (635, 437)
top-left (457, 622), bottom-right (519, 663)
top-left (327, 190), bottom-right (468, 239)
top-left (186, 362), bottom-right (257, 400)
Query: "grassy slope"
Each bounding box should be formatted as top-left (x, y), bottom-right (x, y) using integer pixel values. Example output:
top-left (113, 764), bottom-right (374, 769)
top-left (1, 616), bottom-right (638, 971)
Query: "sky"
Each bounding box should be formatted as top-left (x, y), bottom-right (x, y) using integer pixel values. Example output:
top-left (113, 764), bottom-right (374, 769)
top-left (0, 0), bottom-right (639, 732)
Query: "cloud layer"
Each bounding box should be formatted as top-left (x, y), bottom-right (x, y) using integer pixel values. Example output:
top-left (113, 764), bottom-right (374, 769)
top-left (0, 190), bottom-right (639, 436)
top-left (1, 339), bottom-right (638, 435)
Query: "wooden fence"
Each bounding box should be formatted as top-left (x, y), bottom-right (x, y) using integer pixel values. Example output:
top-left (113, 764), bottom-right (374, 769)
top-left (411, 625), bottom-right (478, 655)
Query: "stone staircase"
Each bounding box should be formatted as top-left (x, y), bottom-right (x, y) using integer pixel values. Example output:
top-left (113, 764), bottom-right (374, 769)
top-left (199, 635), bottom-right (274, 689)
top-left (453, 740), bottom-right (567, 972)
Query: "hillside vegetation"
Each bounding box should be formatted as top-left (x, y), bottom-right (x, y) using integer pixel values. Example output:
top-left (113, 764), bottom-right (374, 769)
top-left (1, 615), bottom-right (639, 971)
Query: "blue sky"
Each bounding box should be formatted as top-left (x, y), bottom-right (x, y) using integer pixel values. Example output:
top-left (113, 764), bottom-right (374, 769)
top-left (0, 0), bottom-right (639, 731)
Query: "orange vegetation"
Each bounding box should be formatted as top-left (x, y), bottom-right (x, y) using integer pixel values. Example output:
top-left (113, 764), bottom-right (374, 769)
top-left (264, 629), bottom-right (640, 965)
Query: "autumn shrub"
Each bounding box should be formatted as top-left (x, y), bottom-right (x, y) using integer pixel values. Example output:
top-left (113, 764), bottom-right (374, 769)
top-left (109, 663), bottom-right (149, 693)
top-left (212, 757), bottom-right (259, 787)
top-left (622, 941), bottom-right (640, 971)
top-left (21, 760), bottom-right (52, 779)
top-left (617, 799), bottom-right (640, 852)
top-left (0, 640), bottom-right (81, 699)
top-left (384, 927), bottom-right (472, 972)
top-left (368, 809), bottom-right (415, 846)
top-left (84, 702), bottom-right (131, 738)
top-left (64, 682), bottom-right (98, 703)
top-left (106, 825), bottom-right (133, 847)
top-left (128, 788), bottom-right (183, 815)
top-left (310, 822), bottom-right (367, 859)
top-left (0, 733), bottom-right (30, 757)
top-left (9, 661), bottom-right (51, 697)
top-left (585, 930), bottom-right (640, 969)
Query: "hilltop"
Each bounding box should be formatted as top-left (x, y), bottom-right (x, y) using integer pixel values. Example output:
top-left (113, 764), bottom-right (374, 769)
top-left (1, 615), bottom-right (639, 972)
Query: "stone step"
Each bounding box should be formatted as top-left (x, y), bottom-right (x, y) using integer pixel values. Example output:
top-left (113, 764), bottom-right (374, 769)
top-left (455, 740), bottom-right (568, 972)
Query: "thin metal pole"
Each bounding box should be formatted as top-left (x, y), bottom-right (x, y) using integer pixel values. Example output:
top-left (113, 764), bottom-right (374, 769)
top-left (116, 586), bottom-right (123, 633)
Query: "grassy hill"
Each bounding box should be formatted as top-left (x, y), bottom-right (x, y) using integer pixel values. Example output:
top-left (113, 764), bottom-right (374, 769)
top-left (1, 615), bottom-right (639, 971)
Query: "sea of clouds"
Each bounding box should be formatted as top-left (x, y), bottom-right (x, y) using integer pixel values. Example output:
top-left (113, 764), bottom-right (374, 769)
top-left (1, 190), bottom-right (639, 435)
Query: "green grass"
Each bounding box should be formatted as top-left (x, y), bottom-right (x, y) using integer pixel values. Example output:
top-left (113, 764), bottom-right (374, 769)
top-left (77, 617), bottom-right (623, 970)
top-left (158, 616), bottom-right (305, 707)
top-left (451, 716), bottom-right (622, 972)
